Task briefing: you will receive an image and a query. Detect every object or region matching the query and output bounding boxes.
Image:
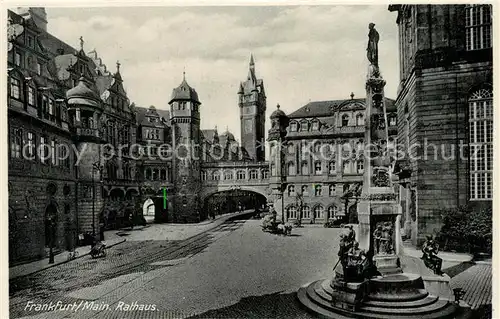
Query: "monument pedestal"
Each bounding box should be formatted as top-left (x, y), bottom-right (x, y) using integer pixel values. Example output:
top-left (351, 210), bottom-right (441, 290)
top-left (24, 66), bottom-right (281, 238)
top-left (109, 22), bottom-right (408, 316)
top-left (373, 255), bottom-right (401, 275)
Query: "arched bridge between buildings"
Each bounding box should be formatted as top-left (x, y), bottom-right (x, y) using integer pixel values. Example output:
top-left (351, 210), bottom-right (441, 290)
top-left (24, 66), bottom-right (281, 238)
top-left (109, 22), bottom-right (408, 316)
top-left (200, 161), bottom-right (271, 202)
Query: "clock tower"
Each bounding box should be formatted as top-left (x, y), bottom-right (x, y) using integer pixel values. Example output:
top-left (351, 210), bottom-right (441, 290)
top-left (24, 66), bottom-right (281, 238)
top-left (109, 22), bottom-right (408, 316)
top-left (238, 54), bottom-right (266, 162)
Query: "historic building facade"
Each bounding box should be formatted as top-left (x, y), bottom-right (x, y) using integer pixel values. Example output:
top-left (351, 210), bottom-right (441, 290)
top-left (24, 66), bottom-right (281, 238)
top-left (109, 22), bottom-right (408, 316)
top-left (388, 4), bottom-right (493, 246)
top-left (267, 97), bottom-right (398, 224)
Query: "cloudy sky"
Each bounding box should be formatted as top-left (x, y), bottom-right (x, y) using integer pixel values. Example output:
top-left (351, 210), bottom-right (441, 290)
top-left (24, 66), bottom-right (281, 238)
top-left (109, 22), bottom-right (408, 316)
top-left (47, 5), bottom-right (400, 143)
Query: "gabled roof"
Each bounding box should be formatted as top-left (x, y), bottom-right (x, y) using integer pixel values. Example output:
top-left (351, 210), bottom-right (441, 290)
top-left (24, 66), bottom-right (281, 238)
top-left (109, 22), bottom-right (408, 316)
top-left (135, 106), bottom-right (170, 127)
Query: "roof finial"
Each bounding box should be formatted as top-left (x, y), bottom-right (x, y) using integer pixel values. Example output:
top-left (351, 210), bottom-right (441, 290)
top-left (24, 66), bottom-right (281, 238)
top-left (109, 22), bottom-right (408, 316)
top-left (250, 53), bottom-right (255, 67)
top-left (350, 92), bottom-right (355, 100)
top-left (116, 60), bottom-right (121, 73)
top-left (79, 36), bottom-right (84, 51)
top-left (215, 125), bottom-right (218, 132)
top-left (277, 103), bottom-right (280, 109)
top-left (183, 66), bottom-right (186, 81)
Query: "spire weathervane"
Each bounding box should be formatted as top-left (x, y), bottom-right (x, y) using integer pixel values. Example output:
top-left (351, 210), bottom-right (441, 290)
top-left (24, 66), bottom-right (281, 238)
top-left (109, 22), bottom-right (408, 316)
top-left (79, 36), bottom-right (84, 51)
top-left (116, 60), bottom-right (121, 73)
top-left (351, 92), bottom-right (355, 100)
top-left (183, 66), bottom-right (186, 81)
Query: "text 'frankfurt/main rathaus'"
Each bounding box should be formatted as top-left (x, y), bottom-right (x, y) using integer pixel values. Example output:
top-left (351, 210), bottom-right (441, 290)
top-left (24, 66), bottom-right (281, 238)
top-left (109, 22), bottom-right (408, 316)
top-left (7, 4), bottom-right (492, 274)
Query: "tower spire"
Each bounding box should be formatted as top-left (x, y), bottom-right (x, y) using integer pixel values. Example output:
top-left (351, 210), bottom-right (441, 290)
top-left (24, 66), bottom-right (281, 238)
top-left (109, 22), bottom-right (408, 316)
top-left (250, 53), bottom-right (255, 68)
top-left (79, 36), bottom-right (84, 51)
top-left (183, 66), bottom-right (186, 81)
top-left (116, 60), bottom-right (121, 73)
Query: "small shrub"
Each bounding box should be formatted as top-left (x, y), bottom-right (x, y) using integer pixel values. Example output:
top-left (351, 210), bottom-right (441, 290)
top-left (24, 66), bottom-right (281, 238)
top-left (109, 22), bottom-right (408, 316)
top-left (436, 206), bottom-right (492, 255)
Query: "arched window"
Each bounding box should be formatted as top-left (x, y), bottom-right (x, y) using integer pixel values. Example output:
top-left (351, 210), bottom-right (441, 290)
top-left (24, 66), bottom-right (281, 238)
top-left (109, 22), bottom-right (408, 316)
top-left (302, 206), bottom-right (310, 219)
top-left (301, 161), bottom-right (309, 175)
top-left (328, 206), bottom-right (338, 219)
top-left (328, 161), bottom-right (336, 174)
top-left (249, 170), bottom-right (258, 180)
top-left (465, 5), bottom-right (492, 51)
top-left (152, 169), bottom-right (159, 181)
top-left (224, 170), bottom-right (234, 180)
top-left (341, 114), bottom-right (349, 127)
top-left (314, 206), bottom-right (324, 219)
top-left (314, 161), bottom-right (322, 175)
top-left (287, 206), bottom-right (297, 219)
top-left (287, 162), bottom-right (296, 175)
top-left (329, 184), bottom-right (336, 196)
top-left (357, 160), bottom-right (364, 174)
top-left (469, 87), bottom-right (493, 200)
top-left (201, 171), bottom-right (207, 181)
top-left (160, 169), bottom-right (167, 180)
top-left (288, 185), bottom-right (295, 196)
top-left (314, 184), bottom-right (322, 196)
top-left (144, 168), bottom-right (151, 180)
top-left (356, 113), bottom-right (364, 126)
top-left (236, 170), bottom-right (246, 180)
top-left (301, 185), bottom-right (308, 195)
top-left (212, 171), bottom-right (221, 181)
top-left (289, 122), bottom-right (298, 132)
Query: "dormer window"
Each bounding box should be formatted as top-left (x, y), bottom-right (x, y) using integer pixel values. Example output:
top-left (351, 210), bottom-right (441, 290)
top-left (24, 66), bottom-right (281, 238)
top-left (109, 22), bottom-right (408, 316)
top-left (312, 121), bottom-right (319, 131)
top-left (10, 77), bottom-right (20, 99)
top-left (290, 122), bottom-right (298, 132)
top-left (37, 63), bottom-right (41, 75)
top-left (300, 120), bottom-right (309, 131)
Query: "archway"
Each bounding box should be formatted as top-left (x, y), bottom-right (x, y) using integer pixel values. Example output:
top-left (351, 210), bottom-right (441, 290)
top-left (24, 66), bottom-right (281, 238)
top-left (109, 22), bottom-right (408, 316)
top-left (143, 198), bottom-right (155, 222)
top-left (203, 189), bottom-right (267, 220)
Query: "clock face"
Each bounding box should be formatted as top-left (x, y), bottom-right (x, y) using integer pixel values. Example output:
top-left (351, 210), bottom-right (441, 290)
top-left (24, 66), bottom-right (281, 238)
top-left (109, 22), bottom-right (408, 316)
top-left (244, 119), bottom-right (253, 134)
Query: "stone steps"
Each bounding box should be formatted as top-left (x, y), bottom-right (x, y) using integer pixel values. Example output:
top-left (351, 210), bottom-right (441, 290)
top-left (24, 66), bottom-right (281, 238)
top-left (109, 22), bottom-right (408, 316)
top-left (297, 278), bottom-right (461, 319)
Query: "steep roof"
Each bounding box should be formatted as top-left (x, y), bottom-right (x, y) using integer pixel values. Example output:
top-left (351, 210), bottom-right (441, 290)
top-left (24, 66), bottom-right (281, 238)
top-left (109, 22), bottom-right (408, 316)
top-left (202, 129), bottom-right (217, 143)
top-left (288, 97), bottom-right (395, 118)
top-left (169, 78), bottom-right (200, 103)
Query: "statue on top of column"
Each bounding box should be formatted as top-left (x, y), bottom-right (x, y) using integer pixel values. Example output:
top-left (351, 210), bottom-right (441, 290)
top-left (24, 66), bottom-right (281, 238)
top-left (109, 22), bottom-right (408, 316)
top-left (367, 23), bottom-right (379, 66)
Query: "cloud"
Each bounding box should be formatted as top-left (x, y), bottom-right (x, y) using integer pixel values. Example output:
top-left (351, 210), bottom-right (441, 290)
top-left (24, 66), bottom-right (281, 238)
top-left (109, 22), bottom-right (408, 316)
top-left (47, 5), bottom-right (400, 145)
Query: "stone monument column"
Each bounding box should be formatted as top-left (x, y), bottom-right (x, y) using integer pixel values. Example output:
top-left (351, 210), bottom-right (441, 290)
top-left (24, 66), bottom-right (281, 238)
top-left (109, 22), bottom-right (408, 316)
top-left (357, 23), bottom-right (402, 274)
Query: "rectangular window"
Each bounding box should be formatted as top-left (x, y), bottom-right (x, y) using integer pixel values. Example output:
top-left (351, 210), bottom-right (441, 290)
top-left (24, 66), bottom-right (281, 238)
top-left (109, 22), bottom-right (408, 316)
top-left (40, 136), bottom-right (47, 164)
top-left (42, 95), bottom-right (48, 115)
top-left (314, 185), bottom-right (322, 197)
top-left (36, 63), bottom-right (41, 75)
top-left (10, 78), bottom-right (20, 99)
top-left (465, 5), bottom-right (492, 50)
top-left (51, 140), bottom-right (56, 165)
top-left (10, 128), bottom-right (22, 158)
top-left (27, 132), bottom-right (36, 160)
top-left (48, 99), bottom-right (54, 116)
top-left (28, 87), bottom-right (35, 105)
top-left (469, 92), bottom-right (493, 200)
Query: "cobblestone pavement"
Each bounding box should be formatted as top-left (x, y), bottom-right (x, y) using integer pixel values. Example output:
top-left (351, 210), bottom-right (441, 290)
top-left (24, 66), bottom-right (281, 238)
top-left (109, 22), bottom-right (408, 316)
top-left (10, 218), bottom-right (248, 319)
top-left (449, 262), bottom-right (492, 312)
top-left (10, 217), bottom-right (492, 319)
